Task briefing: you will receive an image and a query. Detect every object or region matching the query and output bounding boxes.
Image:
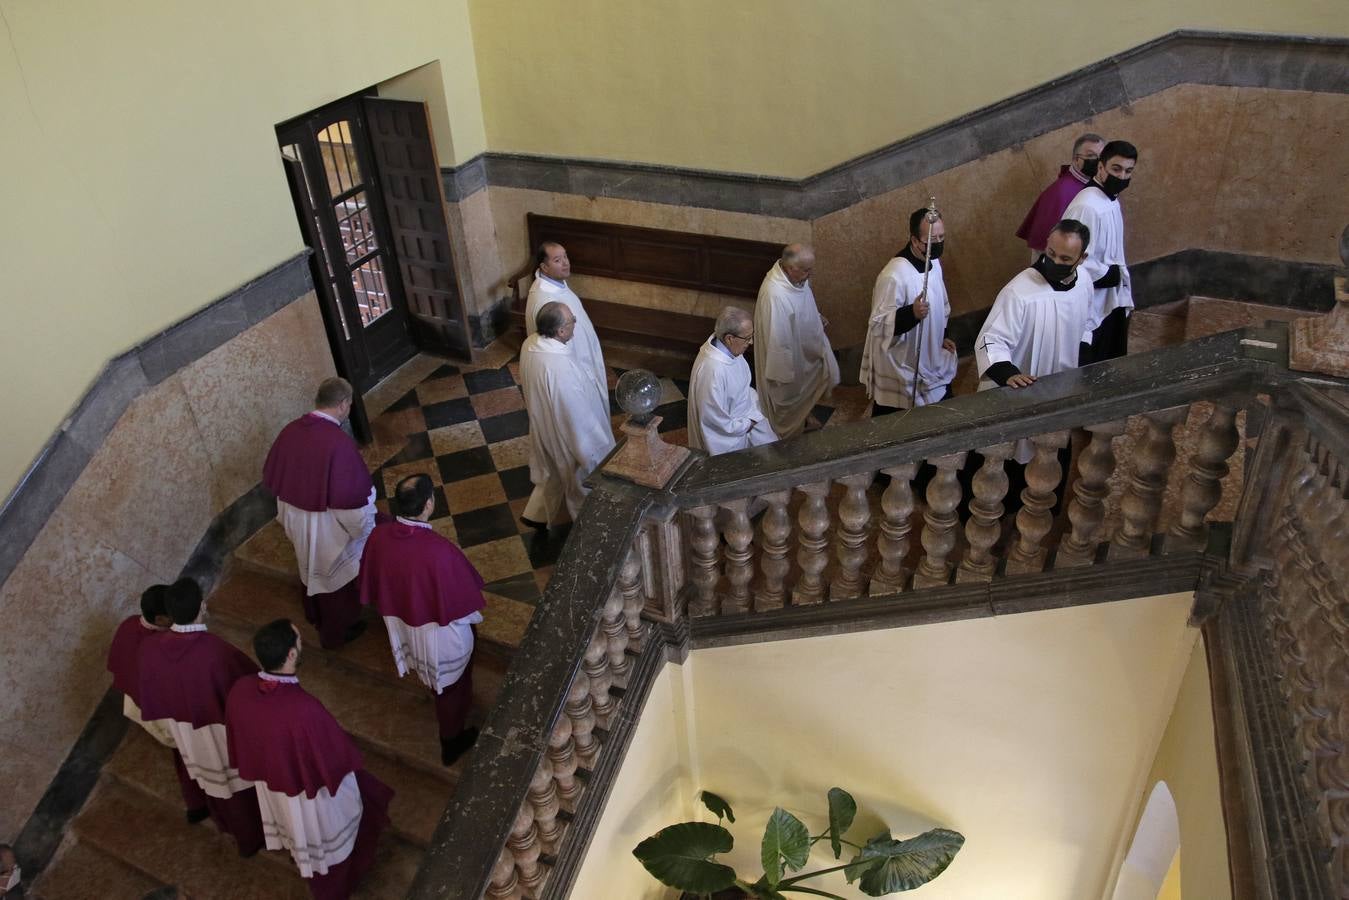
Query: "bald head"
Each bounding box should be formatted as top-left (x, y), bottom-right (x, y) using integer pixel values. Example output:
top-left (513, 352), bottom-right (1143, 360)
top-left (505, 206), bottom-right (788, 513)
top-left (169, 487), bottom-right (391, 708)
top-left (780, 243), bottom-right (815, 286)
top-left (536, 301), bottom-right (576, 342)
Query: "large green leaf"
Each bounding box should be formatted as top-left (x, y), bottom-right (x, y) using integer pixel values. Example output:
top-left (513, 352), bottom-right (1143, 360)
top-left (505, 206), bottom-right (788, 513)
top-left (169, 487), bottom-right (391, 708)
top-left (633, 822), bottom-right (737, 892)
top-left (826, 788), bottom-right (857, 859)
top-left (845, 828), bottom-right (965, 894)
top-left (701, 790), bottom-right (737, 823)
top-left (761, 807), bottom-right (811, 887)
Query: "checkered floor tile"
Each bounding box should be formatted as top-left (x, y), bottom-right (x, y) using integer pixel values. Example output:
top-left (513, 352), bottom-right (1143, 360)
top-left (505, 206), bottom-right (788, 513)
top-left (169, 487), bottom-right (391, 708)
top-left (358, 347), bottom-right (870, 606)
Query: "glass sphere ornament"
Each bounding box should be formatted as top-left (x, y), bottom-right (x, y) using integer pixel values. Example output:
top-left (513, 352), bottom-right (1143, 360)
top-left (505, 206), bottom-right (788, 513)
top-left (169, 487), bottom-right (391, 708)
top-left (616, 369), bottom-right (661, 425)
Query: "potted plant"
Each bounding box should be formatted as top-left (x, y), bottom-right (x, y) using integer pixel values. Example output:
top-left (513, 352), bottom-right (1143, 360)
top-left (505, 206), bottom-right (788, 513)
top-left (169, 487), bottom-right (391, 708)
top-left (633, 787), bottom-right (964, 898)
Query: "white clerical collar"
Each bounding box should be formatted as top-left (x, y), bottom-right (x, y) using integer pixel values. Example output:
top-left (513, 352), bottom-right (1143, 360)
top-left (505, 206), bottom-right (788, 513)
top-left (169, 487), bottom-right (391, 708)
top-left (1068, 165), bottom-right (1090, 185)
top-left (537, 270), bottom-right (568, 290)
top-left (140, 617), bottom-right (163, 631)
top-left (171, 623), bottom-right (207, 633)
top-left (310, 410), bottom-right (342, 426)
top-left (396, 516), bottom-right (432, 530)
top-left (259, 671), bottom-right (299, 684)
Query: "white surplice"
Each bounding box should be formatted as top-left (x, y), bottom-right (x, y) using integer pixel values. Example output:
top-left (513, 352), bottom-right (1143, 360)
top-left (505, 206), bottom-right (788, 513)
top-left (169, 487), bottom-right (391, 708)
top-left (251, 675), bottom-right (361, 877)
top-left (859, 256), bottom-right (958, 409)
top-left (519, 334), bottom-right (617, 521)
top-left (974, 267), bottom-right (1093, 463)
top-left (1061, 184), bottom-right (1133, 333)
top-left (162, 627), bottom-right (252, 799)
top-left (753, 262), bottom-right (840, 438)
top-left (377, 518), bottom-right (484, 694)
top-left (123, 695), bottom-right (176, 748)
top-left (687, 337), bottom-right (778, 455)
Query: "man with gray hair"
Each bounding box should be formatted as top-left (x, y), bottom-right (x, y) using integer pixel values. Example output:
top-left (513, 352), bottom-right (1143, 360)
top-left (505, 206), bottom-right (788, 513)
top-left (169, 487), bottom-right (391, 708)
top-left (1016, 132), bottom-right (1104, 260)
top-left (518, 302), bottom-right (617, 523)
top-left (754, 244), bottom-right (840, 437)
top-left (688, 306), bottom-right (777, 454)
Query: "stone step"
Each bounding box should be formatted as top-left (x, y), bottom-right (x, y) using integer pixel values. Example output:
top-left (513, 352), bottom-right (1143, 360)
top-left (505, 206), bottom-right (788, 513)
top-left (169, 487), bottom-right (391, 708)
top-left (233, 520), bottom-right (301, 583)
top-left (29, 837), bottom-right (162, 900)
top-left (73, 778), bottom-right (421, 900)
top-left (103, 726), bottom-right (451, 850)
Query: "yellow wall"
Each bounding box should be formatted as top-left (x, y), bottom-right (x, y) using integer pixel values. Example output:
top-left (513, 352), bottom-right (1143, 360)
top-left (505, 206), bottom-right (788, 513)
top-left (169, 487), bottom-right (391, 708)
top-left (570, 662), bottom-right (694, 899)
top-left (576, 594), bottom-right (1199, 899)
top-left (467, 0), bottom-right (1349, 178)
top-left (1135, 638), bottom-right (1232, 899)
top-left (0, 0), bottom-right (485, 498)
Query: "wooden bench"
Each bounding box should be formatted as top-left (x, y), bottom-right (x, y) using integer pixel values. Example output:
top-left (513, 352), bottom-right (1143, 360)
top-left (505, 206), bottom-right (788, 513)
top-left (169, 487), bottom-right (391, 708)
top-left (507, 214), bottom-right (783, 362)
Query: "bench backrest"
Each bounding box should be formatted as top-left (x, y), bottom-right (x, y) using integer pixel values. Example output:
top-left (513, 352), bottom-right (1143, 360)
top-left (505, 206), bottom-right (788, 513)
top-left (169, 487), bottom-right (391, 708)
top-left (524, 213), bottom-right (784, 299)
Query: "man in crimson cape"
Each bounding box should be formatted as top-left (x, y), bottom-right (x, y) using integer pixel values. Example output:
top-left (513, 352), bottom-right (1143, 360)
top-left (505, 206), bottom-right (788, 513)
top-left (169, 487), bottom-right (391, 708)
top-left (106, 582), bottom-right (209, 824)
top-left (263, 377), bottom-right (375, 649)
top-left (225, 619), bottom-right (392, 899)
top-left (137, 578), bottom-right (264, 856)
top-left (359, 473), bottom-right (486, 766)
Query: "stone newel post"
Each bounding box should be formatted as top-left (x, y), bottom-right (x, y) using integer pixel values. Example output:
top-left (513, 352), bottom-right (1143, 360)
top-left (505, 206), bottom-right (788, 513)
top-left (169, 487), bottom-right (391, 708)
top-left (601, 369), bottom-right (691, 488)
top-left (1290, 224), bottom-right (1349, 378)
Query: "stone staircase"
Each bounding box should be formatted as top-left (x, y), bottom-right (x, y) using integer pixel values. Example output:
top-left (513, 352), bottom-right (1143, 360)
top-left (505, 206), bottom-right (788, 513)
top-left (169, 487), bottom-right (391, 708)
top-left (32, 537), bottom-right (526, 899)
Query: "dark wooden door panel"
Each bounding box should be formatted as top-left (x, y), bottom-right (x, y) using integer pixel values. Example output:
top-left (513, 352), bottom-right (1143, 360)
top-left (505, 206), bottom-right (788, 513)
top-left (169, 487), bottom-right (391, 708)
top-left (362, 97), bottom-right (470, 361)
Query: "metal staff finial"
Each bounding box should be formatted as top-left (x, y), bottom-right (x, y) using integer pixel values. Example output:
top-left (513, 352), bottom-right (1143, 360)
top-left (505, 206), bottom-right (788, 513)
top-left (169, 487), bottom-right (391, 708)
top-left (911, 197), bottom-right (940, 409)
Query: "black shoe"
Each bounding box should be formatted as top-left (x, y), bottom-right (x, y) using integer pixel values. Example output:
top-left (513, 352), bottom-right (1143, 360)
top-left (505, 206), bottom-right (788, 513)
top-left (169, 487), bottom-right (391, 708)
top-left (521, 516), bottom-right (548, 532)
top-left (186, 806), bottom-right (210, 825)
top-left (441, 727), bottom-right (480, 766)
top-left (341, 620), bottom-right (368, 645)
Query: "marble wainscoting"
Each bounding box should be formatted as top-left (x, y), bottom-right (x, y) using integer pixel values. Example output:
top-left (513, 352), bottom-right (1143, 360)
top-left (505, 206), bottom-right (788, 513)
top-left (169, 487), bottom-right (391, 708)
top-left (0, 292), bottom-right (333, 840)
top-left (810, 84), bottom-right (1349, 350)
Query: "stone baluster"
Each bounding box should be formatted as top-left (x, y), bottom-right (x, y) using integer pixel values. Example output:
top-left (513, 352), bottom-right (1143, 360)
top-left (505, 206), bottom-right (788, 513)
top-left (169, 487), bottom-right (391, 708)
top-left (1058, 420), bottom-right (1126, 567)
top-left (546, 717), bottom-right (582, 811)
top-left (957, 443), bottom-right (1014, 583)
top-left (830, 472), bottom-right (876, 599)
top-left (685, 505), bottom-right (721, 616)
top-left (582, 630), bottom-right (616, 729)
top-left (600, 578), bottom-right (630, 689)
top-left (506, 806), bottom-right (546, 897)
top-left (564, 670), bottom-right (599, 770)
top-left (719, 498), bottom-right (755, 614)
top-left (754, 490), bottom-right (792, 610)
top-left (1166, 402), bottom-right (1241, 551)
top-left (485, 846), bottom-right (521, 899)
top-left (1109, 408), bottom-right (1186, 560)
top-left (1006, 432), bottom-right (1070, 575)
top-left (914, 452), bottom-right (968, 588)
top-left (528, 756), bottom-right (564, 855)
top-left (869, 463), bottom-right (918, 596)
top-left (617, 548), bottom-right (646, 653)
top-left (792, 481), bottom-right (832, 605)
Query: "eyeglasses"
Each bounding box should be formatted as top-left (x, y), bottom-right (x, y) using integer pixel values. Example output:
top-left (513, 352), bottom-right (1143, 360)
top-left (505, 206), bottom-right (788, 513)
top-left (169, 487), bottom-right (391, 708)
top-left (729, 332), bottom-right (753, 344)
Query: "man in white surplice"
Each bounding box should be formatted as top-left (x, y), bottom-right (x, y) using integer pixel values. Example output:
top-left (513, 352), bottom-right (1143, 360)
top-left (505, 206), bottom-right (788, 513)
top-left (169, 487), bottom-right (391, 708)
top-left (860, 207), bottom-right (960, 416)
top-left (1061, 139), bottom-right (1139, 362)
top-left (688, 306), bottom-right (778, 455)
top-left (754, 244), bottom-right (840, 438)
top-left (519, 302), bottom-right (617, 522)
top-left (522, 242), bottom-right (609, 529)
top-left (975, 218), bottom-right (1094, 465)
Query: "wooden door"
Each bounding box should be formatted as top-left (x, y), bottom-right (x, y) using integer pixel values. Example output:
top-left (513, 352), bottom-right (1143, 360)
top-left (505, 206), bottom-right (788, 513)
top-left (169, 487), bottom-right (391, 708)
top-left (361, 97), bottom-right (471, 360)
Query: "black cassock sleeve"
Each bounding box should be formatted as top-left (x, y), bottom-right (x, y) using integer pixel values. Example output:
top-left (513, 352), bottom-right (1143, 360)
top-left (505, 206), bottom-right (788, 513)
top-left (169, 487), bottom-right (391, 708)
top-left (982, 361), bottom-right (1021, 386)
top-left (1093, 264), bottom-right (1122, 290)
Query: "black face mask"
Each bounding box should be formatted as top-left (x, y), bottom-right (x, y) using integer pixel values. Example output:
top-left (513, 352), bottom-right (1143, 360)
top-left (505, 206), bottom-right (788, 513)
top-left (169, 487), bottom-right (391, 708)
top-left (1101, 173), bottom-right (1131, 198)
top-left (1079, 157), bottom-right (1100, 178)
top-left (919, 239), bottom-right (944, 260)
top-left (1035, 254), bottom-right (1077, 285)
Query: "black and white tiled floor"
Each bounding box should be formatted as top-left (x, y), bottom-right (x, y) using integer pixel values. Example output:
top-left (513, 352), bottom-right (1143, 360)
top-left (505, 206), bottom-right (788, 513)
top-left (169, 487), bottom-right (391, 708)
top-left (239, 342), bottom-right (872, 625)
